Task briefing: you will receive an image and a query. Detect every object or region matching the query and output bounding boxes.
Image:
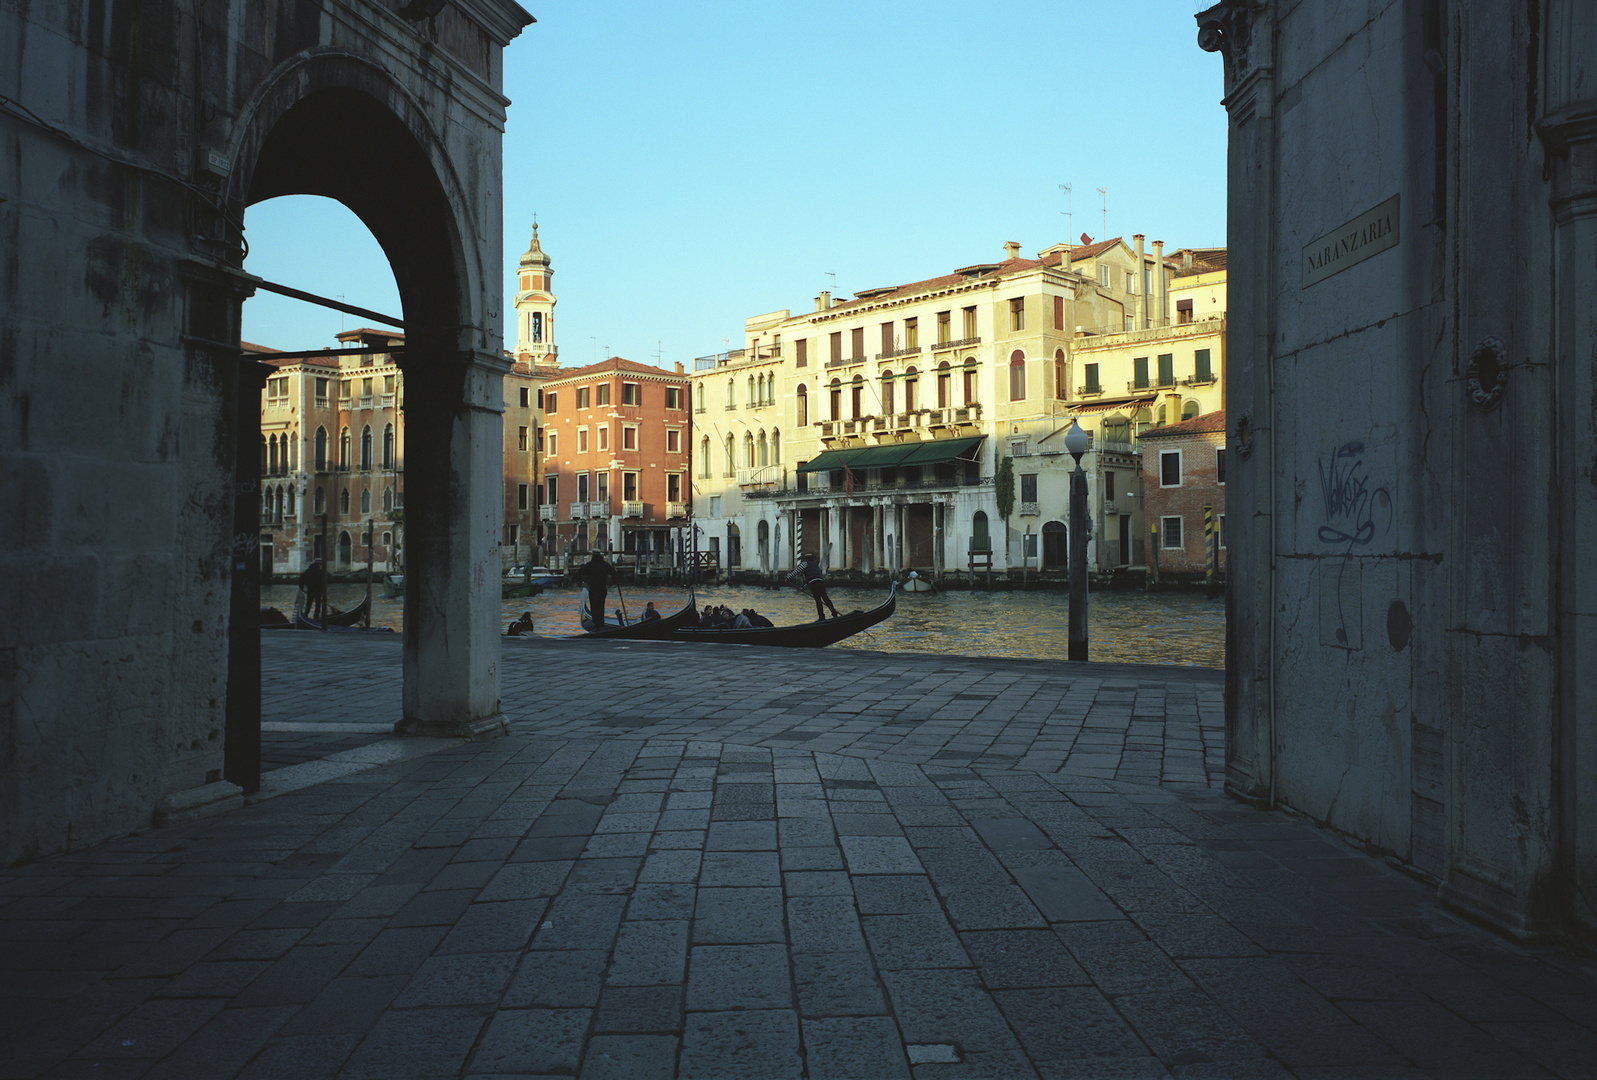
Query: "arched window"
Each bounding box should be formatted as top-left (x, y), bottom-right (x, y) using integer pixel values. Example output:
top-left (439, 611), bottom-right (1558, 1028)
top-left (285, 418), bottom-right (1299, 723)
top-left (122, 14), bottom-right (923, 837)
top-left (904, 367), bottom-right (919, 411)
top-left (1054, 349), bottom-right (1067, 399)
top-left (881, 370), bottom-right (895, 415)
top-left (267, 436), bottom-right (278, 475)
top-left (1182, 400), bottom-right (1200, 420)
top-left (850, 374), bottom-right (864, 419)
top-left (796, 385), bottom-right (808, 426)
top-left (287, 486), bottom-right (296, 516)
top-left (1042, 520), bottom-right (1068, 569)
top-left (963, 359), bottom-right (978, 406)
top-left (829, 378), bottom-right (842, 421)
top-left (758, 431), bottom-right (768, 467)
top-left (747, 375), bottom-right (755, 406)
top-left (382, 424), bottom-right (394, 469)
top-left (339, 427), bottom-right (351, 470)
top-left (289, 429), bottom-right (298, 470)
top-left (1157, 404), bottom-right (1168, 426)
top-left (727, 378), bottom-right (735, 408)
top-left (937, 361), bottom-right (952, 409)
top-left (382, 531), bottom-right (392, 549)
top-left (361, 489), bottom-right (371, 514)
top-left (340, 488), bottom-right (350, 514)
top-left (360, 425), bottom-right (372, 471)
top-left (772, 428), bottom-right (781, 464)
top-left (262, 487), bottom-right (272, 518)
top-left (260, 437), bottom-right (269, 475)
top-left (1133, 407), bottom-right (1152, 436)
top-left (724, 434), bottom-right (735, 477)
top-left (382, 488), bottom-right (393, 513)
top-left (700, 435), bottom-right (711, 478)
top-left (314, 427), bottom-right (327, 471)
top-left (744, 433), bottom-right (755, 469)
top-left (1009, 350), bottom-right (1026, 401)
top-left (338, 531), bottom-right (352, 567)
top-left (696, 383), bottom-right (705, 411)
top-left (274, 487), bottom-right (284, 521)
top-left (1103, 413), bottom-right (1131, 444)
top-left (314, 486), bottom-right (326, 515)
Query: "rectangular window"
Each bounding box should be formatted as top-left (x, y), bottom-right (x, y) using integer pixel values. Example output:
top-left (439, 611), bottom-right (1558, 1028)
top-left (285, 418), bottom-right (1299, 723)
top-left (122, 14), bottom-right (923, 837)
top-left (1084, 362), bottom-right (1100, 393)
top-left (904, 317), bottom-right (917, 349)
top-left (577, 473), bottom-right (589, 502)
top-left (517, 483), bottom-right (528, 510)
top-left (851, 327), bottom-right (864, 359)
top-left (937, 368), bottom-right (950, 409)
top-left (518, 426), bottom-right (528, 450)
top-left (537, 388), bottom-right (544, 408)
top-left (596, 384), bottom-right (611, 406)
top-left (667, 473), bottom-right (681, 501)
top-left (937, 310), bottom-right (951, 344)
top-left (546, 391), bottom-right (557, 414)
top-left (883, 378), bottom-right (895, 415)
top-left (1009, 297), bottom-right (1025, 331)
top-left (963, 366), bottom-right (976, 405)
top-left (537, 428), bottom-right (544, 453)
top-left (1098, 265), bottom-right (1110, 286)
top-left (598, 425), bottom-right (609, 451)
top-left (829, 331), bottom-right (842, 363)
top-left (548, 432), bottom-right (557, 456)
top-left (1053, 295), bottom-right (1064, 330)
top-left (623, 472), bottom-right (637, 500)
top-left (545, 475), bottom-right (558, 503)
top-left (577, 387), bottom-right (590, 409)
top-left (1125, 314), bottom-right (1135, 332)
top-left (1125, 272), bottom-right (1136, 294)
top-left (1160, 449), bottom-right (1182, 487)
top-left (1020, 473), bottom-right (1038, 502)
top-left (1158, 354), bottom-right (1174, 387)
top-left (519, 387), bottom-right (529, 408)
top-left (667, 429), bottom-right (680, 453)
top-left (666, 386), bottom-right (682, 409)
top-left (340, 379), bottom-right (351, 398)
top-left (1195, 348), bottom-right (1213, 381)
top-left (963, 306), bottom-right (977, 339)
top-left (622, 383), bottom-right (639, 406)
top-left (623, 425), bottom-right (638, 450)
top-left (597, 472), bottom-right (608, 502)
top-left (1133, 357), bottom-right (1149, 389)
top-left (1216, 447), bottom-right (1226, 484)
top-left (1162, 516), bottom-right (1184, 550)
top-left (1177, 298), bottom-right (1194, 324)
top-left (1009, 359), bottom-right (1026, 401)
top-left (796, 338), bottom-right (808, 367)
top-left (315, 377), bottom-right (328, 401)
top-left (881, 322), bottom-right (894, 355)
top-left (577, 427), bottom-right (588, 453)
top-left (1104, 470), bottom-right (1116, 501)
top-left (709, 495), bottom-right (721, 517)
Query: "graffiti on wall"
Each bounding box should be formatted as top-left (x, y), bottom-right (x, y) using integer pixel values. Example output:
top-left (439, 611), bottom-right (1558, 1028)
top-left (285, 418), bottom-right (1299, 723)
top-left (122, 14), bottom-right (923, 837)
top-left (1317, 441), bottom-right (1392, 546)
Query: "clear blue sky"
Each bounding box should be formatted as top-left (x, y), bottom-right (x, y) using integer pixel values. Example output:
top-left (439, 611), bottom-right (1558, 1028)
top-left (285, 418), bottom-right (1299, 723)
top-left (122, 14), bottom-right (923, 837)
top-left (241, 0), bottom-right (1228, 365)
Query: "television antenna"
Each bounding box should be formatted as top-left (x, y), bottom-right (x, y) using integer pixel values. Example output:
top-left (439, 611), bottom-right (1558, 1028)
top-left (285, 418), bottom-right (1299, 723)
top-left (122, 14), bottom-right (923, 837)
top-left (1058, 182), bottom-right (1072, 235)
top-left (1097, 187), bottom-right (1109, 238)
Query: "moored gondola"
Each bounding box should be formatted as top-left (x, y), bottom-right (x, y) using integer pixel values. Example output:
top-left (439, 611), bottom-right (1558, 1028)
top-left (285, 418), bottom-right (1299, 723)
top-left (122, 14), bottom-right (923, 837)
top-left (668, 585), bottom-right (896, 648)
top-left (293, 587), bottom-right (373, 630)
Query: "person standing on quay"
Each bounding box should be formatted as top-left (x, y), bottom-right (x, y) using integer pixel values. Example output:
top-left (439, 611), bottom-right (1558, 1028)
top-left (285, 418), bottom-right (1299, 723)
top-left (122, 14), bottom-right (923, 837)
top-left (579, 549), bottom-right (617, 628)
top-left (788, 553), bottom-right (841, 621)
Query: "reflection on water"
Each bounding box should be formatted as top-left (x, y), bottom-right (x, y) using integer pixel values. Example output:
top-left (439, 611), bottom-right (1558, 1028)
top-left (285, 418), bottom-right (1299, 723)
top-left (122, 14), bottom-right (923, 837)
top-left (264, 581), bottom-right (1224, 668)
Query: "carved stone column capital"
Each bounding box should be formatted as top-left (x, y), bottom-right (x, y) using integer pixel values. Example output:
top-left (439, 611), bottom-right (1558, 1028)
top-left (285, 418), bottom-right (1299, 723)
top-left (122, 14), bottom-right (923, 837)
top-left (1196, 0), bottom-right (1269, 98)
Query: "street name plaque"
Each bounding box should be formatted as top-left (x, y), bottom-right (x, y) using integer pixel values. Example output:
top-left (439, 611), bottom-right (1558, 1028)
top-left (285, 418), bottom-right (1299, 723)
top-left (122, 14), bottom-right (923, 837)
top-left (1302, 194), bottom-right (1400, 288)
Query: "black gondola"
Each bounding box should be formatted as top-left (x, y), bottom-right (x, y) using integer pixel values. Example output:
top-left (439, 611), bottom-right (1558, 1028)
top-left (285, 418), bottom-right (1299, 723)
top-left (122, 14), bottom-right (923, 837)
top-left (293, 587), bottom-right (373, 630)
top-left (578, 594), bottom-right (698, 640)
top-left (668, 585), bottom-right (896, 648)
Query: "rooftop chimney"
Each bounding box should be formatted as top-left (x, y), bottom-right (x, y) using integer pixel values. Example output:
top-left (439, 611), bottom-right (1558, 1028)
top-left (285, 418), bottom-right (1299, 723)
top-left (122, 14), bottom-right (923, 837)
top-left (1004, 241), bottom-right (1021, 260)
top-left (816, 291), bottom-right (831, 312)
top-left (1152, 240), bottom-right (1166, 328)
top-left (674, 361), bottom-right (684, 373)
top-left (1133, 235), bottom-right (1146, 329)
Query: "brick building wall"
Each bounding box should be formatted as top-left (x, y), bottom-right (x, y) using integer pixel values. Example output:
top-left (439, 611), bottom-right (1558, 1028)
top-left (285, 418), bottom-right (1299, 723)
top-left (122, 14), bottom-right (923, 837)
top-left (1140, 410), bottom-right (1226, 579)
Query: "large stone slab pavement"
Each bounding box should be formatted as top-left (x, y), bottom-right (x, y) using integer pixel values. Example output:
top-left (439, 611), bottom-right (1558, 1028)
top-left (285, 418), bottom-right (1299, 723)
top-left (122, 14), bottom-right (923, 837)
top-left (2, 633), bottom-right (1594, 1078)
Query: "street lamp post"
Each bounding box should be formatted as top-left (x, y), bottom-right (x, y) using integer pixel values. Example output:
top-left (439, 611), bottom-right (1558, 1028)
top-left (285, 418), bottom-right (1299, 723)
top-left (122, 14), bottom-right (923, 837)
top-left (1064, 421), bottom-right (1090, 661)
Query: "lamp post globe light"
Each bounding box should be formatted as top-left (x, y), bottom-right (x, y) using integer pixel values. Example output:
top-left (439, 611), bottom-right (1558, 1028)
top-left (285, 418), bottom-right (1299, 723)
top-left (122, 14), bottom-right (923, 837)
top-left (1064, 421), bottom-right (1090, 662)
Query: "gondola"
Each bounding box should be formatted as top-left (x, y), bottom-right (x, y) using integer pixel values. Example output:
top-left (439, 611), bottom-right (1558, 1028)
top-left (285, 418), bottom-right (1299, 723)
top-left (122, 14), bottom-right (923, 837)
top-left (293, 587), bottom-right (373, 630)
top-left (578, 593), bottom-right (698, 640)
top-left (668, 585), bottom-right (897, 648)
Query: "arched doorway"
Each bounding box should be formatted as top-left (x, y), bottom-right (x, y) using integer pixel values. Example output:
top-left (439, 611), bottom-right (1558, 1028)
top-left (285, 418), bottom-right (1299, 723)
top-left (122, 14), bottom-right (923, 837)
top-left (727, 523), bottom-right (742, 569)
top-left (757, 519), bottom-right (770, 571)
top-left (972, 511), bottom-right (990, 552)
top-left (1042, 521), bottom-right (1068, 569)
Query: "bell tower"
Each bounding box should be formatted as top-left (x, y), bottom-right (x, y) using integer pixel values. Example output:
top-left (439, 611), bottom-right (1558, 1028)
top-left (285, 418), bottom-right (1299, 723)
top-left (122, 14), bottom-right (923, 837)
top-left (513, 224), bottom-right (557, 363)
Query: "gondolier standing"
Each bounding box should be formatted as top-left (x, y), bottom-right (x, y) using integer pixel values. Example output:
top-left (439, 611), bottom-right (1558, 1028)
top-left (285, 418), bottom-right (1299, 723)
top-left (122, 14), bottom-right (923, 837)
top-left (578, 549), bottom-right (618, 627)
top-left (299, 560), bottom-right (328, 622)
top-left (788, 552), bottom-right (841, 621)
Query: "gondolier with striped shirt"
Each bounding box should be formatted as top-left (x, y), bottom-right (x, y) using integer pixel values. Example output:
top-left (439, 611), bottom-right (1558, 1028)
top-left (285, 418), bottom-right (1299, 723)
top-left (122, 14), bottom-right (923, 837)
top-left (788, 553), bottom-right (841, 621)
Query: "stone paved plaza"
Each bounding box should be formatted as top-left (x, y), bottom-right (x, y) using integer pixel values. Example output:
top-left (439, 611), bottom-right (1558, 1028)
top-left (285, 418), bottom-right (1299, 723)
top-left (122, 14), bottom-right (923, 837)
top-left (2, 634), bottom-right (1595, 1078)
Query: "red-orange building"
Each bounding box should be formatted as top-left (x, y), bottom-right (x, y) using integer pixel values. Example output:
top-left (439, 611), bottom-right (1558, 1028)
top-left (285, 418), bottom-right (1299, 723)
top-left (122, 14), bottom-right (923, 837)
top-left (1139, 409), bottom-right (1226, 582)
top-left (540, 357), bottom-right (691, 562)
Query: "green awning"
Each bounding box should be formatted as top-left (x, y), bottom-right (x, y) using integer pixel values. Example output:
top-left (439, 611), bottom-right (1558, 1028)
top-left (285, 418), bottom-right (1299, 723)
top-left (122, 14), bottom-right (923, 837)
top-left (899, 435), bottom-right (986, 465)
top-left (848, 444), bottom-right (917, 468)
top-left (796, 449), bottom-right (856, 473)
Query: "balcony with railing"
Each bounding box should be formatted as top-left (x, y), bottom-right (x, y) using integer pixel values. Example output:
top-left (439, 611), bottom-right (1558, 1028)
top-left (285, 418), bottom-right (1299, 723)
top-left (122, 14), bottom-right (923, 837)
top-left (876, 344), bottom-right (923, 361)
top-left (1077, 382), bottom-right (1104, 397)
top-left (1181, 372), bottom-right (1218, 387)
top-left (893, 412), bottom-right (916, 431)
top-left (666, 501), bottom-right (687, 519)
top-left (931, 336), bottom-right (980, 352)
top-left (589, 501), bottom-right (608, 518)
top-left (952, 404), bottom-right (981, 424)
top-left (1127, 380), bottom-right (1152, 393)
top-left (539, 505), bottom-right (555, 521)
top-left (570, 501), bottom-right (587, 518)
top-left (825, 355), bottom-right (865, 369)
top-left (1018, 501), bottom-right (1039, 516)
top-left (622, 500), bottom-right (643, 518)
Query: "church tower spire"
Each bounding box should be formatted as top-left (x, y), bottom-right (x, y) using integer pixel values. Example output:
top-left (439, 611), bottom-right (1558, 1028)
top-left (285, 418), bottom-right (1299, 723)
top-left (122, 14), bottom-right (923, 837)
top-left (513, 223), bottom-right (557, 363)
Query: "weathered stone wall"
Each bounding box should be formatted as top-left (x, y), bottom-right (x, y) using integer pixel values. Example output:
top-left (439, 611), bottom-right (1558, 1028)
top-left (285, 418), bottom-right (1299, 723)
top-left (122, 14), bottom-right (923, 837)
top-left (1202, 0), bottom-right (1597, 939)
top-left (0, 0), bottom-right (529, 865)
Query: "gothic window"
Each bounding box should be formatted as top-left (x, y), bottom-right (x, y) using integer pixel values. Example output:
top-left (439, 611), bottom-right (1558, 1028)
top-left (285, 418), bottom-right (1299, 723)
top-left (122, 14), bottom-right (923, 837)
top-left (314, 427), bottom-right (327, 471)
top-left (360, 426), bottom-right (372, 471)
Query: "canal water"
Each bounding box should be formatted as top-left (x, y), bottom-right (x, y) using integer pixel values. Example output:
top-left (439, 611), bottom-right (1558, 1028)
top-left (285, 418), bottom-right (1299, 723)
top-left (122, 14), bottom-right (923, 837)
top-left (264, 581), bottom-right (1224, 668)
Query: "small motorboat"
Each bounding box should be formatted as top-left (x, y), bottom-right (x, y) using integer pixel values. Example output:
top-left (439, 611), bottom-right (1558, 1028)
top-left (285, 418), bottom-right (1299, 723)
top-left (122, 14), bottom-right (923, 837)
top-left (903, 571), bottom-right (936, 594)
top-left (505, 565), bottom-right (563, 588)
top-left (383, 572), bottom-right (405, 598)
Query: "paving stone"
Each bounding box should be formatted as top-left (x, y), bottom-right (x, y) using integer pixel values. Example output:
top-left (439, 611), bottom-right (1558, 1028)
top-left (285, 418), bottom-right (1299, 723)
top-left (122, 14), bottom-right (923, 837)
top-left (469, 1007), bottom-right (591, 1075)
top-left (593, 985), bottom-right (685, 1033)
top-left (581, 1033), bottom-right (680, 1080)
top-left (280, 973), bottom-right (408, 1035)
top-left (627, 883), bottom-right (697, 921)
top-left (781, 845), bottom-right (845, 871)
top-left (477, 861), bottom-right (573, 902)
top-left (792, 951), bottom-right (890, 1017)
top-left (679, 1009), bottom-right (802, 1080)
top-left (529, 893), bottom-right (628, 951)
top-left (1010, 865), bottom-right (1121, 922)
top-left (861, 914), bottom-right (971, 970)
top-left (237, 1032), bottom-right (361, 1079)
top-left (435, 898), bottom-right (546, 954)
top-left (852, 875), bottom-right (942, 915)
top-left (502, 948), bottom-right (607, 1007)
top-left (802, 1015), bottom-right (912, 1079)
top-left (230, 942), bottom-right (362, 1006)
top-left (346, 925), bottom-right (450, 975)
top-left (694, 887), bottom-right (785, 944)
top-left (705, 820), bottom-right (778, 850)
top-left (839, 836), bottom-right (923, 875)
top-left (686, 944), bottom-right (792, 1011)
top-left (393, 951), bottom-right (517, 1007)
top-left (788, 895), bottom-right (867, 953)
top-left (609, 920), bottom-right (690, 986)
top-left (960, 929), bottom-right (1090, 988)
top-left (699, 851), bottom-right (781, 888)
